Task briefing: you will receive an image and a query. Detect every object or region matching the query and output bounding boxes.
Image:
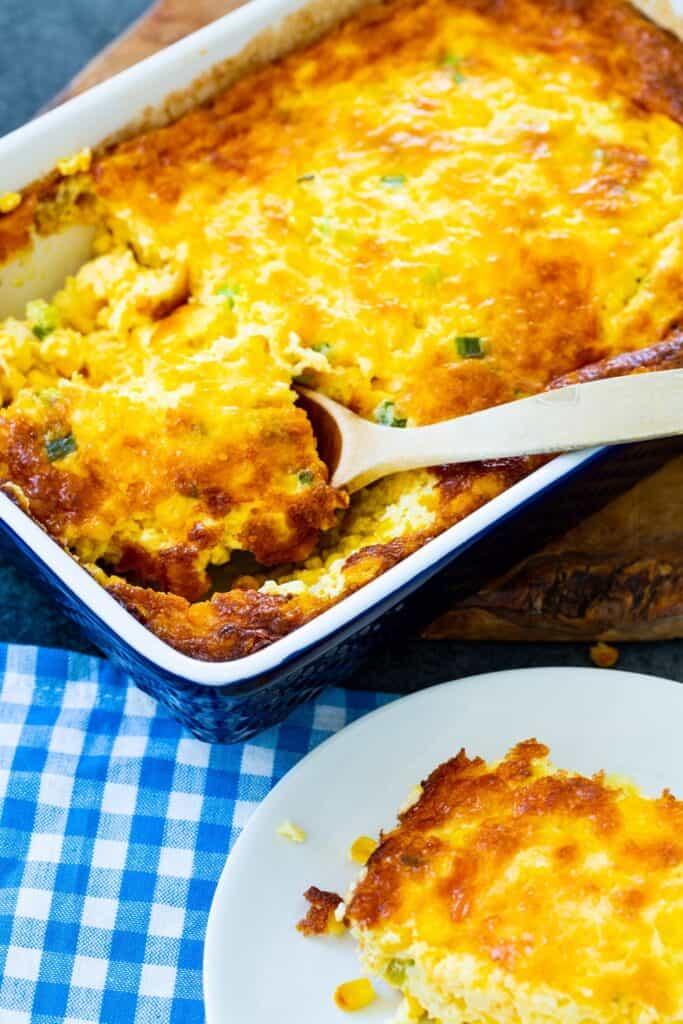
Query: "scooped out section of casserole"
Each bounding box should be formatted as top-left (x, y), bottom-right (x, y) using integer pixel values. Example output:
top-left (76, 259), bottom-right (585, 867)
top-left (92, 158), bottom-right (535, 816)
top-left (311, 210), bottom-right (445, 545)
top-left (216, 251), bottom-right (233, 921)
top-left (0, 261), bottom-right (345, 602)
top-left (0, 0), bottom-right (682, 659)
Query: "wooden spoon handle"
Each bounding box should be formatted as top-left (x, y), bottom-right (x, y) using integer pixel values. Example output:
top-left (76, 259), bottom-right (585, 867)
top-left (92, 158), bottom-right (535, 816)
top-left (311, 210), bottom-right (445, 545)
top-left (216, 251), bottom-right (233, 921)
top-left (338, 370), bottom-right (683, 490)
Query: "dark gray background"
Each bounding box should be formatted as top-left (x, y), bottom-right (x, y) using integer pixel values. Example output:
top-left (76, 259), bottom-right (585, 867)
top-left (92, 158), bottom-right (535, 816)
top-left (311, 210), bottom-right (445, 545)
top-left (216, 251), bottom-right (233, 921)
top-left (0, 0), bottom-right (680, 687)
top-left (0, 0), bottom-right (149, 136)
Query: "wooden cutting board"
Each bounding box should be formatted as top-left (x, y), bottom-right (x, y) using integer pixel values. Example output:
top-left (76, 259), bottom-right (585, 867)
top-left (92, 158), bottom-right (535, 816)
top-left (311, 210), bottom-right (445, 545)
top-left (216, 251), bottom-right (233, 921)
top-left (51, 2), bottom-right (243, 105)
top-left (52, 0), bottom-right (683, 642)
top-left (426, 454), bottom-right (683, 642)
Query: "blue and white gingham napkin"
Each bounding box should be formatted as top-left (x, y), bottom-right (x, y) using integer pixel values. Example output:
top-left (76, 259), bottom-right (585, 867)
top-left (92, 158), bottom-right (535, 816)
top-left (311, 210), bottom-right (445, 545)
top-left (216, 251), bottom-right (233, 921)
top-left (0, 644), bottom-right (393, 1024)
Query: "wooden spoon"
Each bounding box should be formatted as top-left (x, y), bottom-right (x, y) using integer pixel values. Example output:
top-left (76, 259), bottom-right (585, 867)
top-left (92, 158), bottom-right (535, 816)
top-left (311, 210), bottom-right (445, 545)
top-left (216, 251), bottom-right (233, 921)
top-left (298, 369), bottom-right (683, 492)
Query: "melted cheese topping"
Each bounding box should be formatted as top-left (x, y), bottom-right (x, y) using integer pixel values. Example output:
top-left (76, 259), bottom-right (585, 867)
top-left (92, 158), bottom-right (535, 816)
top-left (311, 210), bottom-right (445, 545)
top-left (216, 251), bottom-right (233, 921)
top-left (346, 740), bottom-right (683, 1023)
top-left (92, 0), bottom-right (683, 426)
top-left (0, 0), bottom-right (682, 655)
top-left (0, 247), bottom-right (344, 600)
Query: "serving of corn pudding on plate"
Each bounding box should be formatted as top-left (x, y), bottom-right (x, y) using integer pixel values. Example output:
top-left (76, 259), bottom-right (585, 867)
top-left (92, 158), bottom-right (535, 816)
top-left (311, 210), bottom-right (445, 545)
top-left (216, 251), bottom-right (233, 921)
top-left (203, 667), bottom-right (683, 1023)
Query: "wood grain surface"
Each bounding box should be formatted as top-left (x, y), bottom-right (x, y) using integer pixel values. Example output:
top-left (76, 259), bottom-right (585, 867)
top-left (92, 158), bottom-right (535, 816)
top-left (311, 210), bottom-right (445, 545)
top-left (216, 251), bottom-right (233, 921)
top-left (426, 455), bottom-right (683, 642)
top-left (51, 0), bottom-right (683, 642)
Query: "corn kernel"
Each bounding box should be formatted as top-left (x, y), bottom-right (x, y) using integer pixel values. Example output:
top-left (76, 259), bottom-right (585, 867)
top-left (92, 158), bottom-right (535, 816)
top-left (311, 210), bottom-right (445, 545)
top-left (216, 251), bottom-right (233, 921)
top-left (0, 192), bottom-right (22, 214)
top-left (349, 835), bottom-right (377, 864)
top-left (589, 641), bottom-right (619, 669)
top-left (405, 992), bottom-right (428, 1019)
top-left (276, 819), bottom-right (306, 843)
top-left (333, 978), bottom-right (375, 1012)
top-left (326, 911), bottom-right (347, 935)
top-left (57, 147), bottom-right (92, 176)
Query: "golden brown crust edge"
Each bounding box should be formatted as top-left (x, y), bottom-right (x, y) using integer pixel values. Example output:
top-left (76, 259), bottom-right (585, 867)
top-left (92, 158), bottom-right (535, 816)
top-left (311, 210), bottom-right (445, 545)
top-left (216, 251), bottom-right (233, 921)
top-left (345, 737), bottom-right (683, 931)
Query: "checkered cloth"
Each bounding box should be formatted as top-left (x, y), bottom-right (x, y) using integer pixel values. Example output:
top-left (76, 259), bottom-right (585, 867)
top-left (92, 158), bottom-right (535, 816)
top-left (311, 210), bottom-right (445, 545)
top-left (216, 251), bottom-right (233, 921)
top-left (0, 644), bottom-right (392, 1023)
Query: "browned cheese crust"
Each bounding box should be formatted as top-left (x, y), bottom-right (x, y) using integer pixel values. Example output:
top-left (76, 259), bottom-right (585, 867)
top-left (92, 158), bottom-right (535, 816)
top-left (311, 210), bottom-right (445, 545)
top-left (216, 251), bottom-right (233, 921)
top-left (345, 739), bottom-right (683, 1018)
top-left (297, 886), bottom-right (344, 936)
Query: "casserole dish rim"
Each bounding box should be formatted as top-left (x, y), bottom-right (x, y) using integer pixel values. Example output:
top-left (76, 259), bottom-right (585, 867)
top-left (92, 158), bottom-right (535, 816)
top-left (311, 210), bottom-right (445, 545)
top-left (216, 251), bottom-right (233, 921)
top-left (0, 449), bottom-right (605, 686)
top-left (0, 0), bottom-right (679, 687)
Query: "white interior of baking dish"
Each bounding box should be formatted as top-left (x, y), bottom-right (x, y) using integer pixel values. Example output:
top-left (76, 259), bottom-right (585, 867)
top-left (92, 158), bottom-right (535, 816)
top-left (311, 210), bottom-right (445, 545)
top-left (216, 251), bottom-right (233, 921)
top-left (0, 0), bottom-right (680, 685)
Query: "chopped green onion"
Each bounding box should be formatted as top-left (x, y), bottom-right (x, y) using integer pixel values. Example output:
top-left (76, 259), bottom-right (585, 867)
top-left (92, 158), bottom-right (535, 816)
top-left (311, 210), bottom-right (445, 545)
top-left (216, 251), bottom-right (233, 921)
top-left (38, 387), bottom-right (60, 406)
top-left (385, 959), bottom-right (415, 987)
top-left (423, 266), bottom-right (444, 285)
top-left (380, 174), bottom-right (407, 188)
top-left (455, 335), bottom-right (485, 358)
top-left (27, 299), bottom-right (59, 340)
top-left (45, 433), bottom-right (77, 462)
top-left (298, 469), bottom-right (315, 485)
top-left (216, 283), bottom-right (241, 310)
top-left (312, 215), bottom-right (333, 236)
top-left (375, 400), bottom-right (407, 428)
top-left (441, 52), bottom-right (465, 83)
top-left (312, 342), bottom-right (333, 356)
top-left (297, 173), bottom-right (316, 183)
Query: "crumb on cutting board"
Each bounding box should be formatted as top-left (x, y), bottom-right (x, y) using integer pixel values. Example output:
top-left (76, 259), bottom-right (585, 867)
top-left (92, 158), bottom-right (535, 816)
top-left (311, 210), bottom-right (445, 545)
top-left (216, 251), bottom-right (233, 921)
top-left (589, 642), bottom-right (620, 668)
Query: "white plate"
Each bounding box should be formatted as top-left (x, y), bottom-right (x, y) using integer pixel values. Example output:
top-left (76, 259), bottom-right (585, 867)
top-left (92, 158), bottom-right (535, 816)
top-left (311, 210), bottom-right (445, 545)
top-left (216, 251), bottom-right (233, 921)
top-left (203, 667), bottom-right (683, 1023)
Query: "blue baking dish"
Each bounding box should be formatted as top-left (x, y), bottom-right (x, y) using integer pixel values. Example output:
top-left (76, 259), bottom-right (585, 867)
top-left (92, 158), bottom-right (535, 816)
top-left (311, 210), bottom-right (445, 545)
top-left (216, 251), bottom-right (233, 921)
top-left (0, 435), bottom-right (678, 742)
top-left (0, 0), bottom-right (680, 741)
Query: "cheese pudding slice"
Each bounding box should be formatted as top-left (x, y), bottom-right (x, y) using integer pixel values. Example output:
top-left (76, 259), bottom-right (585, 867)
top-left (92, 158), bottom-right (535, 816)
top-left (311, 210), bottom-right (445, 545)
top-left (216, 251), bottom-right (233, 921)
top-left (345, 740), bottom-right (683, 1023)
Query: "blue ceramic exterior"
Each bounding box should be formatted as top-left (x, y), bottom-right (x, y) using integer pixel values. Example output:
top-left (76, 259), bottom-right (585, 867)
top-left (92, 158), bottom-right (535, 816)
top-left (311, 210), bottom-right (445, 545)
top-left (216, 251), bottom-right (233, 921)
top-left (0, 437), bottom-right (679, 742)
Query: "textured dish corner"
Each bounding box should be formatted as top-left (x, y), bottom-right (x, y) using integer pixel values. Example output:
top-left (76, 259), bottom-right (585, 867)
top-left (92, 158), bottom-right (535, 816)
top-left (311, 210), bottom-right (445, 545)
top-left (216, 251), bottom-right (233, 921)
top-left (634, 0), bottom-right (683, 36)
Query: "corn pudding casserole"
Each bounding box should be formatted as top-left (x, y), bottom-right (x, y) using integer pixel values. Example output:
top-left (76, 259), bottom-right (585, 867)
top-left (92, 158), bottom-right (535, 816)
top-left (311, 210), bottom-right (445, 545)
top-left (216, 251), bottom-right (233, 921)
top-left (343, 739), bottom-right (683, 1023)
top-left (0, 0), bottom-right (682, 659)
